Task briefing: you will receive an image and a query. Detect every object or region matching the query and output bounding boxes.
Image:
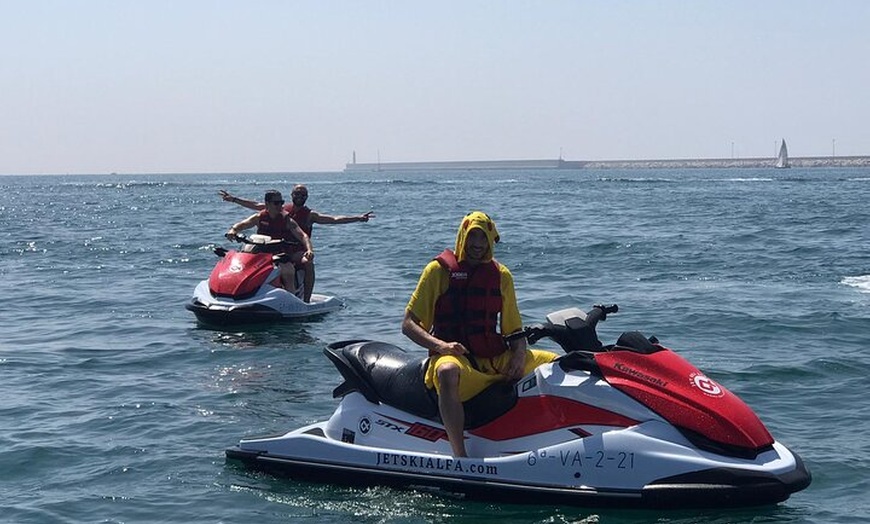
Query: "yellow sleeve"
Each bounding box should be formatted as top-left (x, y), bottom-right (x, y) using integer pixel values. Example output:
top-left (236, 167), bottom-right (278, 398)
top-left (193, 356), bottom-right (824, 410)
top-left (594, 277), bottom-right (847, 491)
top-left (499, 265), bottom-right (523, 335)
top-left (405, 260), bottom-right (449, 331)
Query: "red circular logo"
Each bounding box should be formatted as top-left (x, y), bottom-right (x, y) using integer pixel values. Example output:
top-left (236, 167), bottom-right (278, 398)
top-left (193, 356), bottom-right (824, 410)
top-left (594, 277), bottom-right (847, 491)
top-left (691, 372), bottom-right (724, 397)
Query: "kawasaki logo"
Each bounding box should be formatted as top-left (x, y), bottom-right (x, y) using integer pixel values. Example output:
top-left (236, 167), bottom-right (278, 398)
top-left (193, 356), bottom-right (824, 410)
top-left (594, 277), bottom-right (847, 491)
top-left (614, 362), bottom-right (668, 388)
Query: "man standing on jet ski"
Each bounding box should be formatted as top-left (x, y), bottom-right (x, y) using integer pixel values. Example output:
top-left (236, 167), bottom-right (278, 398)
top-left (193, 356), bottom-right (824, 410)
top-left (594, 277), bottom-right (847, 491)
top-left (224, 189), bottom-right (314, 297)
top-left (401, 211), bottom-right (557, 457)
top-left (219, 185), bottom-right (374, 302)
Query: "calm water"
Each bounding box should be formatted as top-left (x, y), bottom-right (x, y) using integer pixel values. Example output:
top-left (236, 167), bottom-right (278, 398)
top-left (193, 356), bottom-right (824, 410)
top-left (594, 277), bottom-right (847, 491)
top-left (1, 168), bottom-right (868, 523)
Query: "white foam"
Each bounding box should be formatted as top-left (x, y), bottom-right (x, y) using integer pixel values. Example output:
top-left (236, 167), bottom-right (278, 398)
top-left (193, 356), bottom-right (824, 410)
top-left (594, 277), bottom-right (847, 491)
top-left (842, 275), bottom-right (870, 293)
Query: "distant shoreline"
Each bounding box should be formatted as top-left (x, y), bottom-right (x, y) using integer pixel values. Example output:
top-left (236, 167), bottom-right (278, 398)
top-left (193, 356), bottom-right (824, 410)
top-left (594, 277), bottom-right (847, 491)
top-left (344, 156), bottom-right (870, 172)
top-left (4, 155), bottom-right (868, 177)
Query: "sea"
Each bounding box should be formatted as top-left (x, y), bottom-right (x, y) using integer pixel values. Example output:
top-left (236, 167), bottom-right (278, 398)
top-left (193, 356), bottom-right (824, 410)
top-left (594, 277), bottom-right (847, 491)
top-left (0, 168), bottom-right (868, 524)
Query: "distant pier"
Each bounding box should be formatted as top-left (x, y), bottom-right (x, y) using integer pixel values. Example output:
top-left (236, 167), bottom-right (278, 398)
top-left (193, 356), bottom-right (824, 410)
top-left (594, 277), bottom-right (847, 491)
top-left (344, 156), bottom-right (870, 172)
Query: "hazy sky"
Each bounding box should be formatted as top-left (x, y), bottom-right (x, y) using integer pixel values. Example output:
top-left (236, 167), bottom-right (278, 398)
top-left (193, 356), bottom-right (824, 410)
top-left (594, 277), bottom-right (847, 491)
top-left (2, 1), bottom-right (868, 174)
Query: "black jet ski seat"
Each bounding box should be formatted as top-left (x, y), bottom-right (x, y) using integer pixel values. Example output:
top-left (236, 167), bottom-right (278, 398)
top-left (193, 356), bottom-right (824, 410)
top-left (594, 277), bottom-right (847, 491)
top-left (325, 340), bottom-right (517, 429)
top-left (326, 340), bottom-right (439, 419)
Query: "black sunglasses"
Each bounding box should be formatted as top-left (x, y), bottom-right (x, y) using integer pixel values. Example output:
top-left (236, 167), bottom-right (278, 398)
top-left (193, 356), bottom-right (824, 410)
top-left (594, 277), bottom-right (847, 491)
top-left (267, 199), bottom-right (284, 205)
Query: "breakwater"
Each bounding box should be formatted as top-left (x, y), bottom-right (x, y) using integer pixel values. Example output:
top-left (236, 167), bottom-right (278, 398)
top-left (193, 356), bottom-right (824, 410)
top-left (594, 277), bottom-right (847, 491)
top-left (344, 156), bottom-right (870, 172)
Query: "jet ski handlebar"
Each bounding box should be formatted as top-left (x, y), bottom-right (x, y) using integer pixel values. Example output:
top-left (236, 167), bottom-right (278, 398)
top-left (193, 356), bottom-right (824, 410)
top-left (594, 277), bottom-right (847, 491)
top-left (226, 233), bottom-right (298, 248)
top-left (226, 233), bottom-right (283, 245)
top-left (504, 304), bottom-right (618, 352)
top-left (588, 303), bottom-right (618, 322)
top-left (225, 232), bottom-right (266, 245)
top-left (594, 303), bottom-right (619, 316)
top-left (226, 232), bottom-right (247, 243)
top-left (221, 233), bottom-right (303, 262)
top-left (504, 326), bottom-right (548, 345)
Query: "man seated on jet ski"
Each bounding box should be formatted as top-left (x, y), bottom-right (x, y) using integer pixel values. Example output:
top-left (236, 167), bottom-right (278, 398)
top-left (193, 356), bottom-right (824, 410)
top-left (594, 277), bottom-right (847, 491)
top-left (401, 211), bottom-right (557, 457)
top-left (219, 185), bottom-right (374, 302)
top-left (224, 189), bottom-right (314, 298)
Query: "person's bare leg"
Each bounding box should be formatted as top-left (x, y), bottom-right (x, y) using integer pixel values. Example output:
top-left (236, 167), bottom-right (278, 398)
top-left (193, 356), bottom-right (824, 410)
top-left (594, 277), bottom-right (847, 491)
top-left (279, 262), bottom-right (297, 294)
top-left (303, 261), bottom-right (315, 302)
top-left (437, 363), bottom-right (467, 457)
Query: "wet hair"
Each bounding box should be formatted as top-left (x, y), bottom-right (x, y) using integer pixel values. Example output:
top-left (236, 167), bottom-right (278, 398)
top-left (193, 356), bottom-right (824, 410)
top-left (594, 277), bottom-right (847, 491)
top-left (264, 189), bottom-right (283, 203)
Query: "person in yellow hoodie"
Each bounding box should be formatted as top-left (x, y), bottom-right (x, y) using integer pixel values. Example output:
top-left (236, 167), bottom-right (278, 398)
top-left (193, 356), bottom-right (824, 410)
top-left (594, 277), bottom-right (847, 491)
top-left (402, 211), bottom-right (557, 457)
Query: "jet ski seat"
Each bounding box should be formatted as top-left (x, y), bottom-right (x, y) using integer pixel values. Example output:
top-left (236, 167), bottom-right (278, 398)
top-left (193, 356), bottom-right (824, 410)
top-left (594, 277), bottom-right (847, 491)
top-left (325, 340), bottom-right (519, 429)
top-left (326, 341), bottom-right (440, 419)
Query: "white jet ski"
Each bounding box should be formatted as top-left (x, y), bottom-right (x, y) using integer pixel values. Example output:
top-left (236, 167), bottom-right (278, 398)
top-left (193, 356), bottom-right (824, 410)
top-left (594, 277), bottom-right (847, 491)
top-left (226, 304), bottom-right (811, 508)
top-left (186, 234), bottom-right (342, 326)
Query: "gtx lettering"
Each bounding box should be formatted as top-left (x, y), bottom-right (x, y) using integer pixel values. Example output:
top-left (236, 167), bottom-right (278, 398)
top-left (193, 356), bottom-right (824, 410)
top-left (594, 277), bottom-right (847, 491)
top-left (613, 362), bottom-right (668, 387)
top-left (376, 453), bottom-right (498, 475)
top-left (376, 419), bottom-right (405, 432)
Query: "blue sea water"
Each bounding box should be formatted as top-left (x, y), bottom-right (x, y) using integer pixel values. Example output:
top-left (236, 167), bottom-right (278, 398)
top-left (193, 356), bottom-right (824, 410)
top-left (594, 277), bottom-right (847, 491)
top-left (0, 168), bottom-right (868, 523)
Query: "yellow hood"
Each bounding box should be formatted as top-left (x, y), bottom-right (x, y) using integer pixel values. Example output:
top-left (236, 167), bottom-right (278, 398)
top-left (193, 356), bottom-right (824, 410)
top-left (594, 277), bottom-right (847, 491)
top-left (454, 211), bottom-right (500, 263)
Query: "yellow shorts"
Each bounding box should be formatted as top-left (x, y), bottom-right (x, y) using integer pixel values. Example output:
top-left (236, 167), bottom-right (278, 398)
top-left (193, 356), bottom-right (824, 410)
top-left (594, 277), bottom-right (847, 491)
top-left (424, 349), bottom-right (558, 402)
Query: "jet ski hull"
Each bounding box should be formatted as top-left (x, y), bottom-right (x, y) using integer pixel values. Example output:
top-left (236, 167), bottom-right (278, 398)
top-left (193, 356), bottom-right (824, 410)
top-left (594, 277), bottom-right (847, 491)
top-left (225, 384), bottom-right (810, 509)
top-left (186, 279), bottom-right (342, 326)
top-left (225, 423), bottom-right (810, 508)
top-left (225, 307), bottom-right (811, 508)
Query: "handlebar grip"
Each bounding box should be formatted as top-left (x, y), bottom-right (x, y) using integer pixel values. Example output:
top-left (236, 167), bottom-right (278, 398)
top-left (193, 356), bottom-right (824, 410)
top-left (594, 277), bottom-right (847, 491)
top-left (503, 329), bottom-right (529, 343)
top-left (593, 304), bottom-right (619, 316)
top-left (527, 329), bottom-right (546, 345)
top-left (504, 326), bottom-right (547, 345)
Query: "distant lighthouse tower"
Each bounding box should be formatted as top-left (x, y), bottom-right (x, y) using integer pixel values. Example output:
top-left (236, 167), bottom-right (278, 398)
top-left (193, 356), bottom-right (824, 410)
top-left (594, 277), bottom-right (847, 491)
top-left (352, 150), bottom-right (357, 165)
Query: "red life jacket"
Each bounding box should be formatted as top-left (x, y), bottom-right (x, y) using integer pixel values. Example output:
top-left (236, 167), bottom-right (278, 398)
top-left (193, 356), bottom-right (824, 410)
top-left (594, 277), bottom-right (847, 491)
top-left (284, 204), bottom-right (312, 236)
top-left (432, 249), bottom-right (507, 359)
top-left (256, 210), bottom-right (294, 241)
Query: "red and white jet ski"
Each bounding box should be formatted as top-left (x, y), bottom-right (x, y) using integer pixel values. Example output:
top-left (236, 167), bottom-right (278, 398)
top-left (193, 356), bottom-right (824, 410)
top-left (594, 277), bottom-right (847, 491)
top-left (186, 234), bottom-right (342, 326)
top-left (226, 305), bottom-right (811, 508)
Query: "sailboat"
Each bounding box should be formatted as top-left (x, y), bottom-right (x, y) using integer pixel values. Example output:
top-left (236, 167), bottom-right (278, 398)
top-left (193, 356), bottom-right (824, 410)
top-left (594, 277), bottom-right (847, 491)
top-left (775, 139), bottom-right (790, 168)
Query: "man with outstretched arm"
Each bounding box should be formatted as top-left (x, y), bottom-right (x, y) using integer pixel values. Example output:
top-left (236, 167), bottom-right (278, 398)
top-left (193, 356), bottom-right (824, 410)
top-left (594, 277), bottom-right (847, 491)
top-left (225, 189), bottom-right (313, 297)
top-left (219, 185), bottom-right (373, 301)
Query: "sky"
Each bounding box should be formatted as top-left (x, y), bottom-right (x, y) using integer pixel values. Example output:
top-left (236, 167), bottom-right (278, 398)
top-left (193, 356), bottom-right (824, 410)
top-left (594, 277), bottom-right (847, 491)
top-left (2, 1), bottom-right (868, 174)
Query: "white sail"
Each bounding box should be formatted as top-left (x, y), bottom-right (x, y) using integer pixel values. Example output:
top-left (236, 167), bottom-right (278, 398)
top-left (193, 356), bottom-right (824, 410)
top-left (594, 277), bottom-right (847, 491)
top-left (775, 139), bottom-right (789, 168)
